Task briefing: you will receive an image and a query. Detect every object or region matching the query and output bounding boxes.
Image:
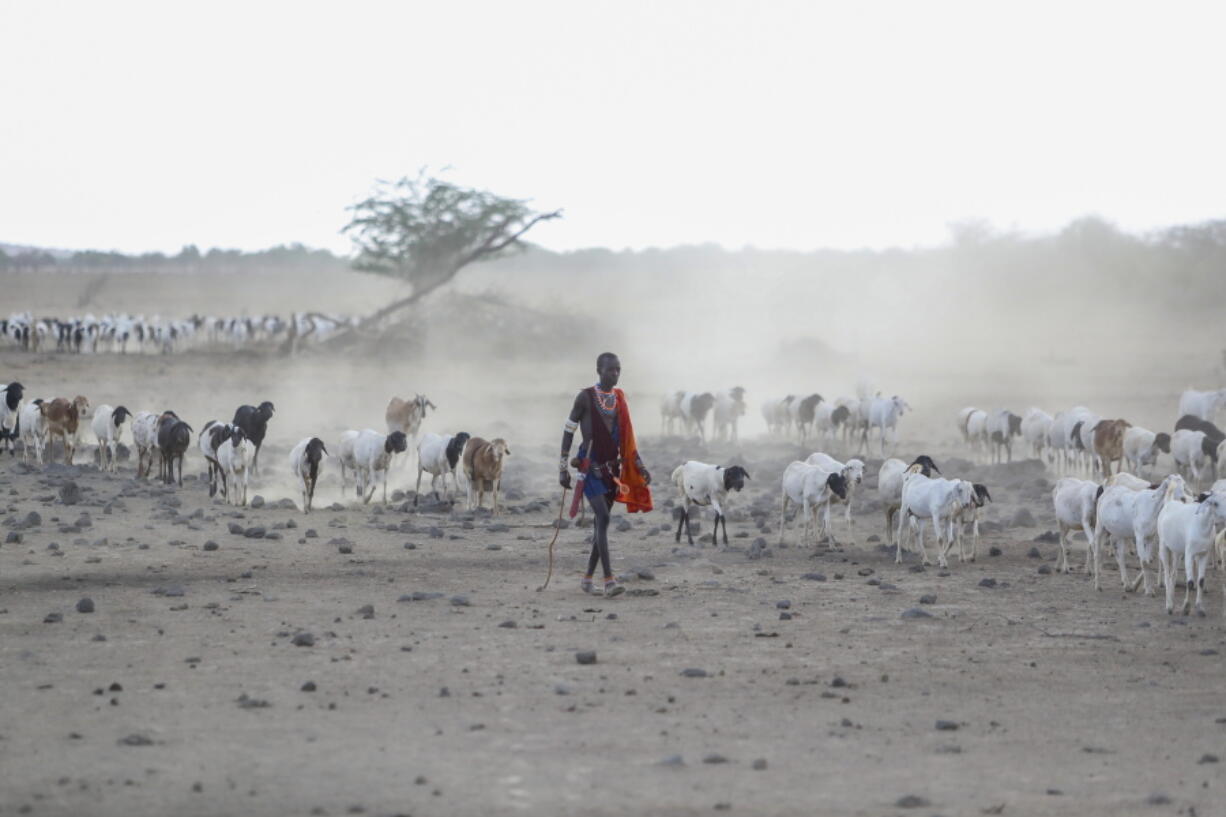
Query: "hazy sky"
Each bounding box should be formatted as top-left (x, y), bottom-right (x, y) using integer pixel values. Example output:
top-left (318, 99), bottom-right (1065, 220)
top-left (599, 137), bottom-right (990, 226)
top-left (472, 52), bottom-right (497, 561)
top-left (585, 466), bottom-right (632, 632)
top-left (3, 1), bottom-right (1223, 255)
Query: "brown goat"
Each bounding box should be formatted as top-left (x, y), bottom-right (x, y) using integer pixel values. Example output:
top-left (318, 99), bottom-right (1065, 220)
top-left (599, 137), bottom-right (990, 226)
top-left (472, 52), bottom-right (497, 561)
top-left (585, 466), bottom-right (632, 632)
top-left (40, 395), bottom-right (90, 464)
top-left (1092, 418), bottom-right (1132, 478)
top-left (462, 436), bottom-right (510, 513)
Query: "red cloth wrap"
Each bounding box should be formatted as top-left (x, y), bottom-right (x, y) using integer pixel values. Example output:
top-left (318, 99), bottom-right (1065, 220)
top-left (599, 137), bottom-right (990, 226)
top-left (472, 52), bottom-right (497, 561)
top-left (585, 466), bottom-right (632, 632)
top-left (613, 388), bottom-right (653, 513)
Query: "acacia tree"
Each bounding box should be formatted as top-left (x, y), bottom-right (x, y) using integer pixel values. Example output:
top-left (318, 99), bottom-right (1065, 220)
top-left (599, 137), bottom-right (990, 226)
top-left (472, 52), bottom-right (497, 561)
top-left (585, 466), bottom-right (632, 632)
top-left (341, 172), bottom-right (561, 330)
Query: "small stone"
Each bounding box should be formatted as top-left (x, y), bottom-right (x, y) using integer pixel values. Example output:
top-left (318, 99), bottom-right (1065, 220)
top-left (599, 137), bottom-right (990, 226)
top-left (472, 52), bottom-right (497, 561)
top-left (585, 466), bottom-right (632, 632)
top-left (752, 758), bottom-right (767, 770)
top-left (900, 608), bottom-right (932, 619)
top-left (978, 578), bottom-right (997, 588)
top-left (935, 720), bottom-right (959, 731)
top-left (1026, 547), bottom-right (1042, 559)
top-left (680, 668), bottom-right (708, 678)
top-left (988, 546), bottom-right (1002, 557)
top-left (1199, 753), bottom-right (1219, 764)
top-left (801, 572), bottom-right (826, 581)
top-left (895, 795), bottom-right (930, 809)
top-left (76, 597), bottom-right (95, 614)
top-left (250, 495), bottom-right (265, 509)
top-left (44, 612), bottom-right (63, 623)
top-left (636, 567), bottom-right (655, 580)
top-left (338, 543), bottom-right (353, 554)
top-left (118, 734), bottom-right (154, 747)
top-left (497, 620), bottom-right (517, 629)
top-left (450, 595), bottom-right (471, 607)
top-left (301, 681), bottom-right (317, 692)
top-left (918, 594), bottom-right (937, 605)
top-left (59, 481), bottom-right (82, 505)
top-left (244, 526), bottom-right (266, 539)
top-left (779, 612), bottom-right (792, 621)
top-left (1037, 564), bottom-right (1052, 575)
top-left (203, 541), bottom-right (219, 552)
top-left (305, 529), bottom-right (318, 538)
top-left (657, 754), bottom-right (684, 767)
top-left (1033, 530), bottom-right (1059, 543)
top-left (228, 522), bottom-right (244, 535)
top-left (1011, 507), bottom-right (1036, 527)
top-left (702, 753), bottom-right (728, 764)
top-left (776, 600), bottom-right (791, 610)
top-left (355, 604), bottom-right (374, 619)
top-left (4, 531), bottom-right (20, 544)
top-left (830, 676), bottom-right (847, 688)
top-left (575, 651), bottom-right (597, 665)
top-left (291, 632), bottom-right (315, 647)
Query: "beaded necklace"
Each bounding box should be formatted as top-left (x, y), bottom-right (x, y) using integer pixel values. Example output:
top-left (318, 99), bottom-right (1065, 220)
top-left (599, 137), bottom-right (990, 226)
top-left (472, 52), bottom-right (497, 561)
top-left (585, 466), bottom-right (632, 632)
top-left (593, 383), bottom-right (618, 414)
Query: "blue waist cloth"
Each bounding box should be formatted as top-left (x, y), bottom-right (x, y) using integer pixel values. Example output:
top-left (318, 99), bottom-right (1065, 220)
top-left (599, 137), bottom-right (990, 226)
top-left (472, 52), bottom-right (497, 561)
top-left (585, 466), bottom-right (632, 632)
top-left (579, 432), bottom-right (619, 498)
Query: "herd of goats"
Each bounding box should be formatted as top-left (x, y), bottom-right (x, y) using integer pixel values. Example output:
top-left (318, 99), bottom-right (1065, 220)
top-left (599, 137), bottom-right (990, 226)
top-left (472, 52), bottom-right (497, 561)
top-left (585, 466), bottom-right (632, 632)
top-left (1, 311), bottom-right (353, 354)
top-left (3, 376), bottom-right (1226, 615)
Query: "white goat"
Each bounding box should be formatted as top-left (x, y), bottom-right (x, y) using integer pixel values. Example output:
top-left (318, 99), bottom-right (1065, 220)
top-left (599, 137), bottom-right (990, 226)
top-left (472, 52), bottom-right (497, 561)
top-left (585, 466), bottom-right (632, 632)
top-left (779, 461), bottom-right (849, 546)
top-left (354, 429), bottom-right (409, 505)
top-left (1157, 491), bottom-right (1226, 616)
top-left (1178, 388), bottom-right (1226, 423)
top-left (337, 429), bottom-right (360, 492)
top-left (897, 471), bottom-right (974, 568)
top-left (678, 392), bottom-right (716, 440)
top-left (1021, 408), bottom-right (1053, 462)
top-left (1051, 477), bottom-right (1100, 574)
top-left (957, 407), bottom-right (988, 457)
top-left (805, 452), bottom-right (865, 535)
top-left (1122, 426), bottom-right (1171, 477)
top-left (414, 431), bottom-right (470, 506)
top-left (712, 387), bottom-right (747, 442)
top-left (660, 392), bottom-right (685, 435)
top-left (91, 404), bottom-right (132, 472)
top-left (948, 482), bottom-right (992, 563)
top-left (217, 427), bottom-right (254, 507)
top-left (288, 436), bottom-right (328, 514)
top-left (671, 461), bottom-right (751, 545)
top-left (861, 395), bottom-right (909, 456)
top-left (986, 409), bottom-right (1023, 463)
top-left (130, 410), bottom-right (161, 479)
top-left (761, 396), bottom-right (796, 436)
top-left (198, 420), bottom-right (232, 498)
top-left (1091, 474), bottom-right (1187, 594)
top-left (1171, 429), bottom-right (1217, 486)
top-left (16, 399), bottom-right (46, 463)
top-left (877, 455), bottom-right (940, 544)
top-left (0, 381), bottom-right (23, 455)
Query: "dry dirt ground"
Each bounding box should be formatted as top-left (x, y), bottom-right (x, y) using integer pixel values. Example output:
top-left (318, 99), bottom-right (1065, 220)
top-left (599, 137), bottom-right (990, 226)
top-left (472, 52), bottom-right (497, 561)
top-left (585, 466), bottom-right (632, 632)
top-left (2, 352), bottom-right (1224, 817)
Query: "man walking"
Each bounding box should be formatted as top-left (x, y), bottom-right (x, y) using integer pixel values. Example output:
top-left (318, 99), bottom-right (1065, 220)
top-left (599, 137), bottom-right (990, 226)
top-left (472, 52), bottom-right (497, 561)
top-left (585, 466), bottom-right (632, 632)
top-left (559, 353), bottom-right (652, 596)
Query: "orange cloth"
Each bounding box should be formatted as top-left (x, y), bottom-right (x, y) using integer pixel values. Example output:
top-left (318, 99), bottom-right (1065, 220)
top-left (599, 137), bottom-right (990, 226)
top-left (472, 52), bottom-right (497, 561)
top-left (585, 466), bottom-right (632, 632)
top-left (613, 388), bottom-right (653, 513)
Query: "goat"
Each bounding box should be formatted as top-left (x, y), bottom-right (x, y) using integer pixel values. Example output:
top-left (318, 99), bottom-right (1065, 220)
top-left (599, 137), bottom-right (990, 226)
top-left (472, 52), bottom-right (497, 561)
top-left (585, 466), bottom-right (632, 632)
top-left (1121, 426), bottom-right (1170, 477)
top-left (1059, 406), bottom-right (1097, 472)
top-left (462, 436), bottom-right (510, 513)
top-left (804, 452), bottom-right (865, 536)
top-left (16, 399), bottom-right (46, 463)
top-left (217, 426), bottom-right (253, 505)
top-left (677, 392), bottom-right (716, 440)
top-left (898, 470), bottom-right (975, 568)
top-left (1157, 491), bottom-right (1226, 616)
top-left (761, 395), bottom-right (796, 436)
top-left (957, 407), bottom-right (988, 457)
top-left (41, 395), bottom-right (90, 464)
top-left (671, 461), bottom-right (750, 545)
top-left (1, 381), bottom-right (23, 454)
top-left (1051, 477), bottom-right (1101, 574)
top-left (1091, 418), bottom-right (1132, 478)
top-left (130, 411), bottom-right (163, 478)
top-left (877, 455), bottom-right (940, 543)
top-left (947, 483), bottom-right (992, 563)
top-left (660, 391), bottom-right (685, 435)
top-left (90, 404), bottom-right (131, 472)
top-left (386, 394), bottom-right (435, 465)
top-left (779, 461), bottom-right (848, 546)
top-left (232, 401), bottom-right (274, 476)
top-left (860, 395), bottom-right (909, 456)
top-left (986, 410), bottom-right (1023, 463)
top-left (198, 420), bottom-right (233, 498)
top-left (790, 394), bottom-right (824, 441)
top-left (712, 387), bottom-right (747, 442)
top-left (336, 430), bottom-right (361, 493)
top-left (1171, 429), bottom-right (1218, 486)
top-left (289, 436), bottom-right (328, 513)
top-left (353, 429), bottom-right (409, 505)
top-left (414, 431), bottom-right (470, 505)
top-left (815, 402), bottom-right (852, 447)
top-left (156, 412), bottom-right (192, 486)
top-left (1177, 388), bottom-right (1226, 423)
top-left (1020, 408), bottom-right (1054, 462)
top-left (1091, 474), bottom-right (1187, 594)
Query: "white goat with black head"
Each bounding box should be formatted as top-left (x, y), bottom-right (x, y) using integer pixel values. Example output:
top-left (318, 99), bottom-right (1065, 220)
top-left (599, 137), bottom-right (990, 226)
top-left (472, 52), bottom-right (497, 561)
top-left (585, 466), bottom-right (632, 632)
top-left (415, 431), bottom-right (471, 505)
top-left (671, 461), bottom-right (750, 546)
top-left (779, 461), bottom-right (848, 546)
top-left (91, 404), bottom-right (132, 472)
top-left (712, 387), bottom-right (747, 442)
top-left (805, 452), bottom-right (864, 536)
top-left (289, 436), bottom-right (328, 513)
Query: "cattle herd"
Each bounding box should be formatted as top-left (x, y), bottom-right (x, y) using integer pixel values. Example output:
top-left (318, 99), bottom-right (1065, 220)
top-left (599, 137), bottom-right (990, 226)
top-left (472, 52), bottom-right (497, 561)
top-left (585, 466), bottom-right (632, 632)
top-left (2, 311), bottom-right (353, 354)
top-left (4, 376), bottom-right (1226, 616)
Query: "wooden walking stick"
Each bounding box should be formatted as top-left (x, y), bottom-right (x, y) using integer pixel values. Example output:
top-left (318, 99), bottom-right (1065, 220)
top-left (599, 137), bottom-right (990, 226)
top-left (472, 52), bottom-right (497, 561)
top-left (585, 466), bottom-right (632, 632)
top-left (536, 486), bottom-right (569, 592)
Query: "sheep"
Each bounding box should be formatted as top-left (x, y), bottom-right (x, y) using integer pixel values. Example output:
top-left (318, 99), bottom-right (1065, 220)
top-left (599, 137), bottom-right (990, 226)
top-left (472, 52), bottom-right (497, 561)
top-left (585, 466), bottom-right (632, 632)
top-left (778, 461), bottom-right (849, 546)
top-left (462, 436), bottom-right (510, 513)
top-left (761, 396), bottom-right (796, 436)
top-left (947, 483), bottom-right (992, 563)
top-left (156, 412), bottom-right (193, 487)
top-left (1046, 410), bottom-right (1070, 471)
top-left (217, 426), bottom-right (253, 505)
top-left (1177, 388), bottom-right (1226, 423)
top-left (986, 410), bottom-right (1023, 463)
top-left (860, 395), bottom-right (909, 456)
top-left (91, 404), bottom-right (132, 472)
top-left (386, 394), bottom-right (435, 465)
top-left (289, 436), bottom-right (328, 513)
top-left (198, 420), bottom-right (232, 498)
top-left (40, 395), bottom-right (90, 464)
top-left (414, 431), bottom-right (471, 506)
top-left (1051, 477), bottom-right (1101, 573)
top-left (130, 411), bottom-right (162, 478)
top-left (1157, 490), bottom-right (1226, 616)
top-left (336, 430), bottom-right (361, 493)
top-left (232, 401), bottom-right (274, 476)
top-left (1171, 429), bottom-right (1218, 486)
top-left (671, 461), bottom-right (750, 545)
top-left (1, 381), bottom-right (23, 454)
top-left (804, 452), bottom-right (865, 535)
top-left (678, 392), bottom-right (716, 440)
top-left (1020, 408), bottom-right (1054, 462)
top-left (660, 391), bottom-right (685, 435)
top-left (712, 387), bottom-right (747, 442)
top-left (877, 455), bottom-right (940, 544)
top-left (1091, 418), bottom-right (1132, 478)
top-left (814, 401), bottom-right (852, 447)
top-left (1091, 474), bottom-right (1188, 594)
top-left (790, 394), bottom-right (824, 441)
top-left (16, 399), bottom-right (46, 463)
top-left (1073, 415), bottom-right (1102, 474)
top-left (834, 396), bottom-right (863, 448)
top-left (957, 407), bottom-right (988, 457)
top-left (1059, 406), bottom-right (1097, 472)
top-left (1121, 426), bottom-right (1170, 477)
top-left (897, 470), bottom-right (975, 568)
top-left (354, 429), bottom-right (409, 505)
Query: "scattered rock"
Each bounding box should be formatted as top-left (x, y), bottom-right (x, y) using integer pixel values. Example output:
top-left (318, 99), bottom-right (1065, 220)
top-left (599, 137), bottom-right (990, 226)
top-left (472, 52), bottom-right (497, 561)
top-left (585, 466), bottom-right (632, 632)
top-left (801, 573), bottom-right (826, 581)
top-left (702, 753), bottom-right (728, 764)
top-left (76, 598), bottom-right (95, 614)
top-left (1037, 564), bottom-right (1052, 575)
top-left (44, 612), bottom-right (63, 623)
top-left (935, 720), bottom-right (959, 731)
top-left (203, 541), bottom-right (219, 552)
top-left (895, 795), bottom-right (930, 809)
top-left (291, 632), bottom-right (316, 647)
top-left (575, 651), bottom-right (597, 665)
top-left (355, 604), bottom-right (374, 619)
top-left (988, 546), bottom-right (1003, 557)
top-left (657, 754), bottom-right (685, 767)
top-left (900, 608), bottom-right (932, 620)
top-left (59, 481), bottom-right (82, 505)
top-left (680, 668), bottom-right (708, 678)
top-left (4, 531), bottom-right (20, 544)
top-left (117, 733), bottom-right (155, 747)
top-left (1033, 530), bottom-right (1059, 543)
top-left (236, 693), bottom-right (270, 709)
top-left (978, 578), bottom-right (997, 588)
top-left (1199, 753), bottom-right (1219, 764)
top-left (752, 758), bottom-right (767, 770)
top-left (301, 681), bottom-right (317, 692)
top-left (244, 526), bottom-right (266, 539)
top-left (250, 495), bottom-right (265, 509)
top-left (776, 600), bottom-right (791, 610)
top-left (450, 595), bottom-right (471, 607)
top-left (497, 620), bottom-right (517, 629)
top-left (1011, 508), bottom-right (1036, 527)
top-left (918, 594), bottom-right (937, 605)
top-left (1026, 547), bottom-right (1042, 559)
top-left (227, 522), bottom-right (244, 535)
